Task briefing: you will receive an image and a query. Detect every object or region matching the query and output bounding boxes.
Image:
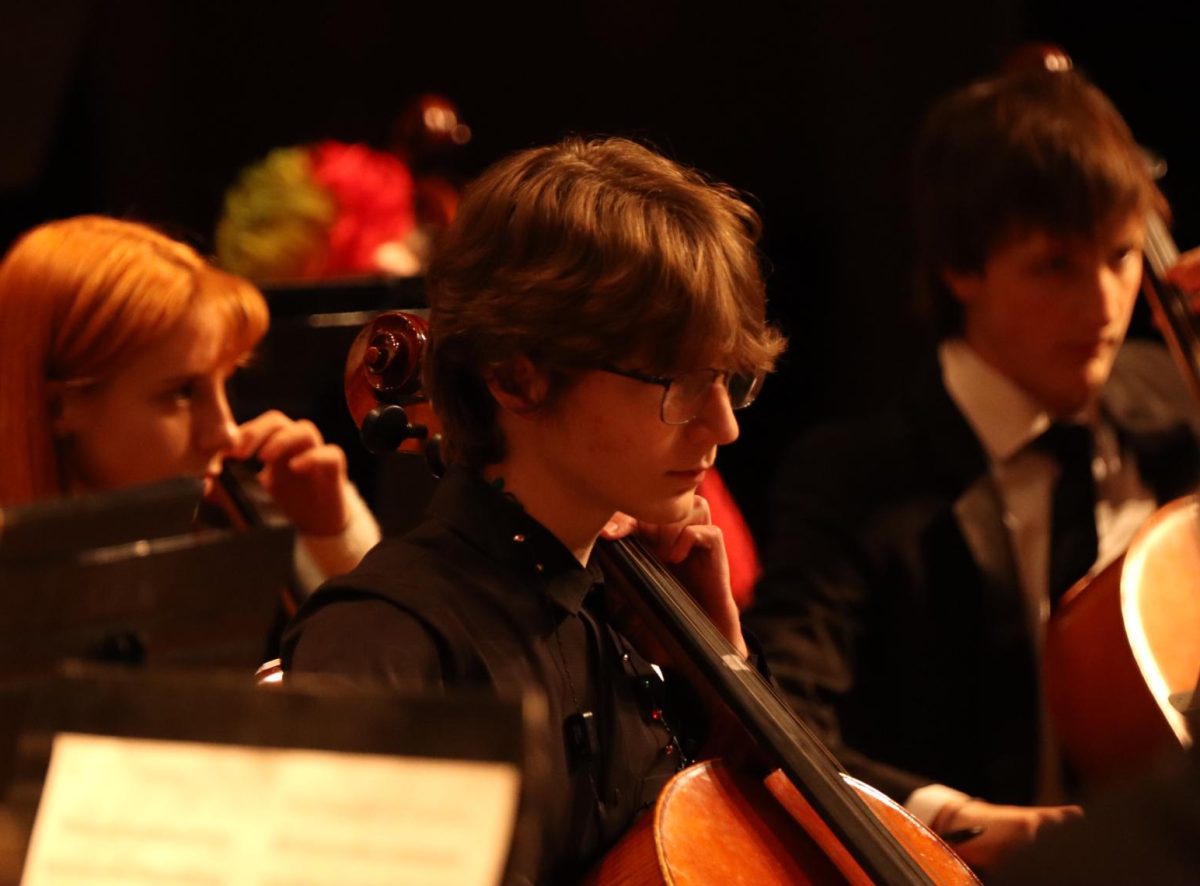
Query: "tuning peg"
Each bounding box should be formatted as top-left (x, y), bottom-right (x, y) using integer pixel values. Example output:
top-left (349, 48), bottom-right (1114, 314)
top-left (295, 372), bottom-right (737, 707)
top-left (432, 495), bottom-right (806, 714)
top-left (360, 405), bottom-right (429, 454)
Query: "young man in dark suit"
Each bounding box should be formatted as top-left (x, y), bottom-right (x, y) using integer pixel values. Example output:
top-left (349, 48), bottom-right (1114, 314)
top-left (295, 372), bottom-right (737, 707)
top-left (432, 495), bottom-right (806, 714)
top-left (745, 67), bottom-right (1200, 871)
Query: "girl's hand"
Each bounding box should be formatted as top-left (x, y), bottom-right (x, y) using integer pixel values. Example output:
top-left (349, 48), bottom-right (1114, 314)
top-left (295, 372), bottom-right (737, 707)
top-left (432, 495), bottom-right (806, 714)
top-left (230, 411), bottom-right (351, 537)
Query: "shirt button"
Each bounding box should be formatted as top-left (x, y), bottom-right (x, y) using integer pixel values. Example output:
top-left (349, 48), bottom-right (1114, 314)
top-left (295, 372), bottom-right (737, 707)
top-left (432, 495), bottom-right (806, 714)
top-left (513, 533), bottom-right (526, 543)
top-left (534, 563), bottom-right (544, 573)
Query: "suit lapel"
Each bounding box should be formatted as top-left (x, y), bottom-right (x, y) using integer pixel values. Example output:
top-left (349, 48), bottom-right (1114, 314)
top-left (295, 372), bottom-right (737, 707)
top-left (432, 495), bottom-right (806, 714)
top-left (901, 361), bottom-right (1020, 591)
top-left (905, 364), bottom-right (1027, 634)
top-left (953, 475), bottom-right (1019, 594)
top-left (903, 364), bottom-right (1040, 801)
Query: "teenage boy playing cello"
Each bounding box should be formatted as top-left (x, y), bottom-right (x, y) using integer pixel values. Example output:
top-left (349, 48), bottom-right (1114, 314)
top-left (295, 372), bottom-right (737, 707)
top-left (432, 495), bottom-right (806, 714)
top-left (283, 136), bottom-right (784, 882)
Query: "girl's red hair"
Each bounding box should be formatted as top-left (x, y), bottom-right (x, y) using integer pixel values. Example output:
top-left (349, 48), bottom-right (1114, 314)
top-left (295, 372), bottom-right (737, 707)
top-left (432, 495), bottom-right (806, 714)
top-left (0, 216), bottom-right (268, 505)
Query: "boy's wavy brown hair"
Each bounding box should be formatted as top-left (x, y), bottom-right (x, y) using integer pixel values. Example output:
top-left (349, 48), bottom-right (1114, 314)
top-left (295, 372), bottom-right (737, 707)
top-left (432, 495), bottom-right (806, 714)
top-left (425, 136), bottom-right (784, 468)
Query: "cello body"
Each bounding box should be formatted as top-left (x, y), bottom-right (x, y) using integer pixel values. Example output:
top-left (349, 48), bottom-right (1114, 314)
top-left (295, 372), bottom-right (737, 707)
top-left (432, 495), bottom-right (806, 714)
top-left (1038, 98), bottom-right (1200, 788)
top-left (1045, 495), bottom-right (1200, 786)
top-left (584, 761), bottom-right (978, 885)
top-left (590, 537), bottom-right (980, 885)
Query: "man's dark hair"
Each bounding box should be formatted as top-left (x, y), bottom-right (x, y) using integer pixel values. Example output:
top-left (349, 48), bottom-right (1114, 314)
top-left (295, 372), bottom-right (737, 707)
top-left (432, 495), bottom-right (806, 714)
top-left (913, 69), bottom-right (1166, 339)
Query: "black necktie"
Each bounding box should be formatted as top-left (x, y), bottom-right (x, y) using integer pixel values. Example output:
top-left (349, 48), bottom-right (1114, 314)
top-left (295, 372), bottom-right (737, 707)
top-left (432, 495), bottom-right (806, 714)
top-left (1036, 423), bottom-right (1099, 605)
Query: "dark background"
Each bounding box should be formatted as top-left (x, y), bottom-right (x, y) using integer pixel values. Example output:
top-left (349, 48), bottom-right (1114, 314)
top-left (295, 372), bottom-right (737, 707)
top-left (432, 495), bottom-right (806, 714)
top-left (3, 0), bottom-right (1199, 537)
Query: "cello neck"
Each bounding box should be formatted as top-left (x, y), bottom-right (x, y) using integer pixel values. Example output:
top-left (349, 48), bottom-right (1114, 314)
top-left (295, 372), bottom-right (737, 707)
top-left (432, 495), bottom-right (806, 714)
top-left (600, 535), bottom-right (935, 886)
top-left (1142, 212), bottom-right (1200, 409)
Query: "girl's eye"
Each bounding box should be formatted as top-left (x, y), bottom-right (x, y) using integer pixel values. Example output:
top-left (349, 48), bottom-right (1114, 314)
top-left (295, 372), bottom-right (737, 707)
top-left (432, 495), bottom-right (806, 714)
top-left (165, 381), bottom-right (197, 405)
top-left (1111, 245), bottom-right (1138, 267)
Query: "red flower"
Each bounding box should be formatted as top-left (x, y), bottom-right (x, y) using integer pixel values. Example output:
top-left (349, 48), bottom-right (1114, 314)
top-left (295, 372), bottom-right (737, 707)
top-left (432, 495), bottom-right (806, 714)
top-left (309, 141), bottom-right (417, 275)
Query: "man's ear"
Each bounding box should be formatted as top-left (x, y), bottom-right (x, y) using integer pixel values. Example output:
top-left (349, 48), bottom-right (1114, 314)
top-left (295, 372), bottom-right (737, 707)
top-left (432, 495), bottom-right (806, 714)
top-left (941, 267), bottom-right (981, 305)
top-left (485, 357), bottom-right (550, 415)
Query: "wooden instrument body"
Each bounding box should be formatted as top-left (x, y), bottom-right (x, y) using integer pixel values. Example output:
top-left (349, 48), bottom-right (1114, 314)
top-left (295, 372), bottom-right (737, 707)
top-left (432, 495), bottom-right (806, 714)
top-left (584, 761), bottom-right (977, 885)
top-left (1041, 157), bottom-right (1200, 788)
top-left (1046, 495), bottom-right (1200, 785)
top-left (592, 538), bottom-right (979, 885)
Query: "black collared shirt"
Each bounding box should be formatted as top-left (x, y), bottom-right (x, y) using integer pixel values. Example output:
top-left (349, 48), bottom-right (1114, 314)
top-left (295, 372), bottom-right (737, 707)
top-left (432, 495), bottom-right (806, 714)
top-left (281, 467), bottom-right (688, 884)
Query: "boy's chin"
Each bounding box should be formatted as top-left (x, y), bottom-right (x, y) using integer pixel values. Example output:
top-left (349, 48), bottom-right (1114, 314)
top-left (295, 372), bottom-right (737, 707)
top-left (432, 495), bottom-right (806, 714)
top-left (1034, 368), bottom-right (1106, 417)
top-left (630, 492), bottom-right (696, 528)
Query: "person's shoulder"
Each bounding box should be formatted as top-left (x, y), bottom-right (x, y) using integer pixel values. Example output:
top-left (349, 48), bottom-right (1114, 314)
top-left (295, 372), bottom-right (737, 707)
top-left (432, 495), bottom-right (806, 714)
top-left (1105, 339), bottom-right (1200, 437)
top-left (777, 395), bottom-right (930, 498)
top-left (770, 361), bottom-right (988, 537)
top-left (786, 406), bottom-right (916, 463)
top-left (281, 591), bottom-right (450, 688)
top-left (281, 533), bottom-right (474, 684)
top-left (285, 537), bottom-right (434, 632)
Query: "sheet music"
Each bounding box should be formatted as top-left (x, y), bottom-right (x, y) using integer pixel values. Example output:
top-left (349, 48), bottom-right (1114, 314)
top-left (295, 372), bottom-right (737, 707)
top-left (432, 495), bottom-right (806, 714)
top-left (22, 733), bottom-right (520, 886)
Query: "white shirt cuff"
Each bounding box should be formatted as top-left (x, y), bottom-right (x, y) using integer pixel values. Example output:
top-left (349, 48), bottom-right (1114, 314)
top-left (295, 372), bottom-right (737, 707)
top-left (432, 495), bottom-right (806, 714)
top-left (905, 783), bottom-right (972, 827)
top-left (292, 482), bottom-right (381, 598)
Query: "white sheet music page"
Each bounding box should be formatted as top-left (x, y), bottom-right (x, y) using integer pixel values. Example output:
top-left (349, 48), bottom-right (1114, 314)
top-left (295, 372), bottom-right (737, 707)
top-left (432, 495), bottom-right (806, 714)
top-left (21, 732), bottom-right (520, 886)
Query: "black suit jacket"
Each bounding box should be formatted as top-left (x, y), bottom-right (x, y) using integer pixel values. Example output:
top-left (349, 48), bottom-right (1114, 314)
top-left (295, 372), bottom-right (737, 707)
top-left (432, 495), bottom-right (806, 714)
top-left (744, 342), bottom-right (1200, 806)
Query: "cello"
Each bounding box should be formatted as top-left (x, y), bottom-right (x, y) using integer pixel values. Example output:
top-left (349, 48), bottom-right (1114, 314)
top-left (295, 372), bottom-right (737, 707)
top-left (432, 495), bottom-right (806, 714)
top-left (1044, 193), bottom-right (1200, 787)
top-left (344, 310), bottom-right (979, 885)
top-left (1038, 44), bottom-right (1200, 787)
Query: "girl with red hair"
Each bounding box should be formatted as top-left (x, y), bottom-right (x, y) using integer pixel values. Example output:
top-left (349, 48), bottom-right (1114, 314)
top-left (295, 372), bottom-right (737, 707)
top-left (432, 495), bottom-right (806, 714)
top-left (0, 215), bottom-right (378, 587)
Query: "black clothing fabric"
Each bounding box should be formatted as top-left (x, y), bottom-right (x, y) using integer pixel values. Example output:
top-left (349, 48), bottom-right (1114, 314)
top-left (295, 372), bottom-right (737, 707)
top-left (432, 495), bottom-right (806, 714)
top-left (994, 748), bottom-right (1200, 885)
top-left (743, 343), bottom-right (1200, 807)
top-left (281, 467), bottom-right (688, 885)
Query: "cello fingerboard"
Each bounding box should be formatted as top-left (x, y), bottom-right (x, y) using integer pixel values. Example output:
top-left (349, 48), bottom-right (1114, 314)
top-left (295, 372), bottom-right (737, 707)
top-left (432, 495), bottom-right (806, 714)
top-left (600, 536), bottom-right (935, 886)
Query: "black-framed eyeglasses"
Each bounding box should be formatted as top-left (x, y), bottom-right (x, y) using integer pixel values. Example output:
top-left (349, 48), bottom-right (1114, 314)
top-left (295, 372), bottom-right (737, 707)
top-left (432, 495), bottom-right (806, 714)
top-left (598, 363), bottom-right (765, 425)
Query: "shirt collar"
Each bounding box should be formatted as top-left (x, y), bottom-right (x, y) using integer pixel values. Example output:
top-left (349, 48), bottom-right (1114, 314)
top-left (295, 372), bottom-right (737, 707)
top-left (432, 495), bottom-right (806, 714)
top-left (426, 465), bottom-right (600, 615)
top-left (939, 338), bottom-right (1054, 463)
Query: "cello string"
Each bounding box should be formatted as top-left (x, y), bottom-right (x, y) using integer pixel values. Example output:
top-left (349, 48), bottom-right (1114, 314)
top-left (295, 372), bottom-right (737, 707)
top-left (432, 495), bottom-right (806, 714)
top-left (1144, 214), bottom-right (1200, 363)
top-left (613, 536), bottom-right (859, 772)
top-left (604, 536), bottom-right (935, 883)
top-left (1145, 213), bottom-right (1174, 274)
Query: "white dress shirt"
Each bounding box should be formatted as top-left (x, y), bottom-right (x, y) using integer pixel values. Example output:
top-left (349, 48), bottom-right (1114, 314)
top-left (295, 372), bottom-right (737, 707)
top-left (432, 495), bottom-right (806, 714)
top-left (905, 339), bottom-right (1157, 822)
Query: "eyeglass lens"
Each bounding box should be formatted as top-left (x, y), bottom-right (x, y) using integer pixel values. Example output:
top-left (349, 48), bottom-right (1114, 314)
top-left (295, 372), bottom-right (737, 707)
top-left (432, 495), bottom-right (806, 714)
top-left (662, 370), bottom-right (761, 422)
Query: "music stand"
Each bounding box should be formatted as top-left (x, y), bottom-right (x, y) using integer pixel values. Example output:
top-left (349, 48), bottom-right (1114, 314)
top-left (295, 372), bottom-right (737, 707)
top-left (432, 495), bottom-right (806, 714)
top-left (0, 665), bottom-right (547, 885)
top-left (0, 478), bottom-right (293, 679)
top-left (0, 477), bottom-right (199, 563)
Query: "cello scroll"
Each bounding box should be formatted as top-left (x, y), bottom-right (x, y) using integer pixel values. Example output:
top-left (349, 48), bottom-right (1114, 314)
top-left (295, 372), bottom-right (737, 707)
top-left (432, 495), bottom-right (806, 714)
top-left (343, 310), bottom-right (444, 472)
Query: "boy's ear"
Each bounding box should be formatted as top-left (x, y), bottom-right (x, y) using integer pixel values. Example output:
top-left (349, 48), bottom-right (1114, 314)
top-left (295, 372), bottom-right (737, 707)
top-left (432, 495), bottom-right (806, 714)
top-left (941, 267), bottom-right (981, 305)
top-left (486, 357), bottom-right (550, 415)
